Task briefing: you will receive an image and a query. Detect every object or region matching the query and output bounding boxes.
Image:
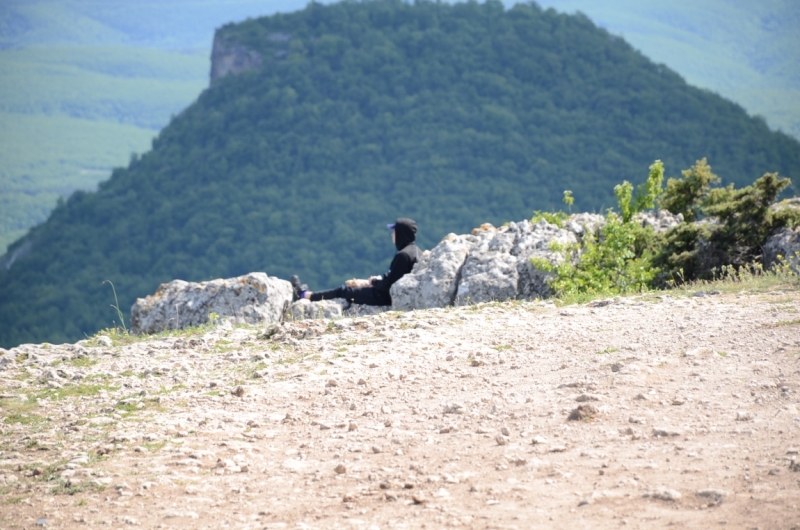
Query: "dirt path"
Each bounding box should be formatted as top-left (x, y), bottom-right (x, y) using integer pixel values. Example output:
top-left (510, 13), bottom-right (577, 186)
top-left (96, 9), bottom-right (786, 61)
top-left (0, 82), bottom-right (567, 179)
top-left (2, 289), bottom-right (800, 529)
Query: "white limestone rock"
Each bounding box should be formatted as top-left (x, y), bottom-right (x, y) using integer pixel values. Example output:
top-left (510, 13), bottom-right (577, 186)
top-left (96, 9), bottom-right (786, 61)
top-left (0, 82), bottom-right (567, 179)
top-left (393, 219), bottom-right (576, 309)
top-left (391, 234), bottom-right (471, 310)
top-left (130, 273), bottom-right (292, 335)
top-left (290, 299), bottom-right (343, 320)
top-left (764, 226), bottom-right (800, 273)
top-left (633, 210), bottom-right (684, 233)
top-left (290, 299), bottom-right (389, 321)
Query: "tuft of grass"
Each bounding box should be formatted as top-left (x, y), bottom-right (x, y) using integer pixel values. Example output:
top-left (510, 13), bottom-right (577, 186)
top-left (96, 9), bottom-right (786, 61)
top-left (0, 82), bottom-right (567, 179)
top-left (596, 347), bottom-right (619, 355)
top-left (144, 440), bottom-right (167, 453)
top-left (67, 356), bottom-right (98, 368)
top-left (50, 479), bottom-right (106, 496)
top-left (772, 318), bottom-right (800, 327)
top-left (33, 383), bottom-right (118, 401)
top-left (0, 396), bottom-right (47, 425)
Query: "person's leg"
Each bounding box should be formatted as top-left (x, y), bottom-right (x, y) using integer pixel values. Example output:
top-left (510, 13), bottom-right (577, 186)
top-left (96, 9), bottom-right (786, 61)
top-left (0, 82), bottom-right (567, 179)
top-left (309, 285), bottom-right (347, 302)
top-left (309, 285), bottom-right (389, 306)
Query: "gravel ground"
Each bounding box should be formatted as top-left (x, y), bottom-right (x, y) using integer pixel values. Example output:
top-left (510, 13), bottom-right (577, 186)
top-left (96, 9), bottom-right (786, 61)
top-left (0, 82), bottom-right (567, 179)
top-left (1, 289), bottom-right (800, 529)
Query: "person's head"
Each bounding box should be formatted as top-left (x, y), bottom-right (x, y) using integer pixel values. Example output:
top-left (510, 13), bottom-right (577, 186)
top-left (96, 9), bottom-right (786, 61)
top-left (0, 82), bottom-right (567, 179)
top-left (387, 218), bottom-right (417, 250)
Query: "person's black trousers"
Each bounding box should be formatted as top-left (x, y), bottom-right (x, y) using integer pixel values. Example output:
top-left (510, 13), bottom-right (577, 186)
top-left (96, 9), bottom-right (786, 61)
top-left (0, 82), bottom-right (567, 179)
top-left (309, 285), bottom-right (390, 306)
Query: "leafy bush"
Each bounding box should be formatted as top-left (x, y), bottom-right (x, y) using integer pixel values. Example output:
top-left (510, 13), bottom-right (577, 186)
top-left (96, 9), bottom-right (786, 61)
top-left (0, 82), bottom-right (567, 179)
top-left (654, 167), bottom-right (800, 284)
top-left (658, 158), bottom-right (719, 222)
top-left (533, 161), bottom-right (663, 296)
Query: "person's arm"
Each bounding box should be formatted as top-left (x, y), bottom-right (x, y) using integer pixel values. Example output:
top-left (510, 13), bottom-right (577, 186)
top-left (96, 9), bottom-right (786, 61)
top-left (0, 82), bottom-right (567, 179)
top-left (370, 253), bottom-right (410, 291)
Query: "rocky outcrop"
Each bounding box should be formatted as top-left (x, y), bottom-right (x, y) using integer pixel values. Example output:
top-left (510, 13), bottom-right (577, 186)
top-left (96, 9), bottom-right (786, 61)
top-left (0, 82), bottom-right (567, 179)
top-left (764, 226), bottom-right (800, 272)
top-left (130, 273), bottom-right (292, 335)
top-left (392, 218), bottom-right (578, 309)
top-left (634, 210), bottom-right (684, 233)
top-left (210, 34), bottom-right (263, 87)
top-left (389, 210), bottom-right (683, 311)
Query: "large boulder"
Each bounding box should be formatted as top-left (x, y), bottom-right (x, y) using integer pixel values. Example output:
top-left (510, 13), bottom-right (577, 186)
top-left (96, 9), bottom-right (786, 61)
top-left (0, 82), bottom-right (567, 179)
top-left (392, 219), bottom-right (577, 309)
top-left (390, 235), bottom-right (471, 309)
top-left (130, 273), bottom-right (292, 334)
top-left (764, 226), bottom-right (800, 273)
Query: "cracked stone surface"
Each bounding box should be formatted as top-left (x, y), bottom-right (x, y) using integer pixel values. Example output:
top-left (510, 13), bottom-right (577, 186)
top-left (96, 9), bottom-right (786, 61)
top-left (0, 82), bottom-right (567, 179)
top-left (1, 289), bottom-right (799, 529)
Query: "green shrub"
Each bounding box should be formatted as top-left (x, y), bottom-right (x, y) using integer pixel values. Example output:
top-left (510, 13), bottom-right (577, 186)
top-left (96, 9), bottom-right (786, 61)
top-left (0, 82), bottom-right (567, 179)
top-left (659, 158), bottom-right (719, 222)
top-left (533, 161), bottom-right (663, 296)
top-left (654, 171), bottom-right (799, 284)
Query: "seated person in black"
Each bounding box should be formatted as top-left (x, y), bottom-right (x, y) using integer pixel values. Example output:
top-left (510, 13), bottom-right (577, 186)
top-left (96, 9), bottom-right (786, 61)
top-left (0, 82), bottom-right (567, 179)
top-left (291, 218), bottom-right (421, 307)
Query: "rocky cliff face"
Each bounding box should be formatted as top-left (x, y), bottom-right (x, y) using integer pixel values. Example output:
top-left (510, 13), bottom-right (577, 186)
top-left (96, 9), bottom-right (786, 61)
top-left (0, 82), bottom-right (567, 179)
top-left (209, 33), bottom-right (263, 87)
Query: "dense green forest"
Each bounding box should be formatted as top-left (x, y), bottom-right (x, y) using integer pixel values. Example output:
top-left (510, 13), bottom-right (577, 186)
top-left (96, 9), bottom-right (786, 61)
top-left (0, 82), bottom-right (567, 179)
top-left (4, 0), bottom-right (798, 257)
top-left (1, 0), bottom-right (799, 348)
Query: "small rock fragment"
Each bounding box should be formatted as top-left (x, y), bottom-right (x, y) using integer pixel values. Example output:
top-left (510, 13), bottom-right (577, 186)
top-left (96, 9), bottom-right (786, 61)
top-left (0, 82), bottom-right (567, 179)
top-left (495, 434), bottom-right (509, 446)
top-left (644, 487), bottom-right (681, 501)
top-left (736, 411), bottom-right (753, 422)
top-left (652, 427), bottom-right (682, 437)
top-left (326, 379), bottom-right (338, 387)
top-left (412, 493), bottom-right (427, 504)
top-left (231, 386), bottom-right (245, 397)
top-left (697, 489), bottom-right (729, 504)
top-left (500, 426), bottom-right (510, 436)
top-left (348, 422), bottom-right (358, 432)
top-left (371, 445), bottom-right (383, 454)
top-left (531, 435), bottom-right (548, 445)
top-left (576, 393), bottom-right (602, 402)
top-left (357, 378), bottom-right (366, 385)
top-left (568, 404), bottom-right (598, 421)
top-left (334, 464), bottom-right (346, 475)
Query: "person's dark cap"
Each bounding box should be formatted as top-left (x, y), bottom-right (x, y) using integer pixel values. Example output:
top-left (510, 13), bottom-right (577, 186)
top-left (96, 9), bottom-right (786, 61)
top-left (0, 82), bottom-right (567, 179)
top-left (387, 218), bottom-right (417, 233)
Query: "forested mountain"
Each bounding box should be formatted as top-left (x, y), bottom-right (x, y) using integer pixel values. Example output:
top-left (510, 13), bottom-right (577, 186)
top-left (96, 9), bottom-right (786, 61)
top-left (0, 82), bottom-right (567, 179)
top-left (4, 0), bottom-right (798, 258)
top-left (1, 0), bottom-right (799, 348)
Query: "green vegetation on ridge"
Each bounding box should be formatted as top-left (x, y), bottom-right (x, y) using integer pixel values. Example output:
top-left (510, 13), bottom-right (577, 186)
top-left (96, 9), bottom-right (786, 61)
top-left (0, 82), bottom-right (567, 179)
top-left (0, 46), bottom-right (208, 253)
top-left (0, 0), bottom-right (799, 348)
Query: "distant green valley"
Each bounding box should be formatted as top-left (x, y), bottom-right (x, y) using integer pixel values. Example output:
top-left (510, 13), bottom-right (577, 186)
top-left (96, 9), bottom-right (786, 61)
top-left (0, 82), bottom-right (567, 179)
top-left (0, 46), bottom-right (208, 252)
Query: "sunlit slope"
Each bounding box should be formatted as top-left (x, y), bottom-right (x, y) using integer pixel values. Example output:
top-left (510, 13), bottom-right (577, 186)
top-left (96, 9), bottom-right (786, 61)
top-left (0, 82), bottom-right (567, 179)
top-left (0, 46), bottom-right (207, 253)
top-left (538, 0), bottom-right (800, 139)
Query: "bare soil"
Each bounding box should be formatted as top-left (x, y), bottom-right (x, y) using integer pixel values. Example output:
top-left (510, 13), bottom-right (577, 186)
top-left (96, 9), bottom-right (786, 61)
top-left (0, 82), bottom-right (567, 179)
top-left (2, 289), bottom-right (800, 529)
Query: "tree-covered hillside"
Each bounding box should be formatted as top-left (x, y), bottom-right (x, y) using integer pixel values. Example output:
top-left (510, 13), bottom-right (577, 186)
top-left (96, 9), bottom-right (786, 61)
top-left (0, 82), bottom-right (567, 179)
top-left (1, 0), bottom-right (798, 348)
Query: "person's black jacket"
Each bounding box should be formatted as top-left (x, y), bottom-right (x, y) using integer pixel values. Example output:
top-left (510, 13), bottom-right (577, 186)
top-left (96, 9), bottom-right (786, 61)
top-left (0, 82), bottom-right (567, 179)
top-left (371, 218), bottom-right (421, 293)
